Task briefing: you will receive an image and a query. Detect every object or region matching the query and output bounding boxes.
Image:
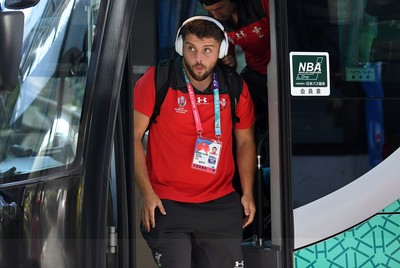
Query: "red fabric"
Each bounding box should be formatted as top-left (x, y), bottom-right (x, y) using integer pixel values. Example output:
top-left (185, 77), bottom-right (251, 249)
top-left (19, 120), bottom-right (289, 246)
top-left (226, 0), bottom-right (270, 75)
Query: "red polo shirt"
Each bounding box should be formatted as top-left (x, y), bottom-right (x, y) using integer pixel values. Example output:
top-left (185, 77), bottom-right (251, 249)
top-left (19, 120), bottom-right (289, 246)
top-left (134, 60), bottom-right (255, 203)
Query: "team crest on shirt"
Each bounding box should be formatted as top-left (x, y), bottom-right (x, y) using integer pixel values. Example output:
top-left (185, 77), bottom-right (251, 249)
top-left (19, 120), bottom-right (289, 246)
top-left (220, 97), bottom-right (228, 111)
top-left (175, 96), bottom-right (188, 114)
top-left (253, 26), bottom-right (264, 38)
top-left (236, 30), bottom-right (245, 39)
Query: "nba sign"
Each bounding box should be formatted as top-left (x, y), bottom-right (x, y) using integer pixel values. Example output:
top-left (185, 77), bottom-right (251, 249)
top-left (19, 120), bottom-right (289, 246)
top-left (289, 52), bottom-right (330, 96)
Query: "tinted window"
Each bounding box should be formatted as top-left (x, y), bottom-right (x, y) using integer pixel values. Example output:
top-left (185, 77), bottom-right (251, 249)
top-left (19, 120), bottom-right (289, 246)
top-left (288, 0), bottom-right (400, 207)
top-left (0, 0), bottom-right (100, 182)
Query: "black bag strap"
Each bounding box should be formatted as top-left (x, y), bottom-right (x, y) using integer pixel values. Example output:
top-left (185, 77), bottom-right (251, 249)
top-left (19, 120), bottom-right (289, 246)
top-left (219, 62), bottom-right (243, 126)
top-left (148, 59), bottom-right (174, 129)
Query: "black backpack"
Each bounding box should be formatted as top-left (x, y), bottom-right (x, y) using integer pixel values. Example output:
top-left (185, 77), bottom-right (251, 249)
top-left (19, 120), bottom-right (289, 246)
top-left (149, 59), bottom-right (243, 129)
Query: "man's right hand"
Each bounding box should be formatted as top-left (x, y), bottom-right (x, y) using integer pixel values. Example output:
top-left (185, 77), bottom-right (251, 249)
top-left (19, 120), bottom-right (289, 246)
top-left (141, 191), bottom-right (167, 232)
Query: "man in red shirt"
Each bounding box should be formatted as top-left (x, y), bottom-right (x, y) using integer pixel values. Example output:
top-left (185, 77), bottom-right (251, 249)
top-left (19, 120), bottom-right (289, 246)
top-left (199, 0), bottom-right (270, 118)
top-left (133, 16), bottom-right (256, 268)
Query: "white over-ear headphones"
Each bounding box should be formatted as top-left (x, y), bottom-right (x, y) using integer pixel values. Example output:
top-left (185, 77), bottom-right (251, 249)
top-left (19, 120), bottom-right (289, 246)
top-left (174, 15), bottom-right (229, 59)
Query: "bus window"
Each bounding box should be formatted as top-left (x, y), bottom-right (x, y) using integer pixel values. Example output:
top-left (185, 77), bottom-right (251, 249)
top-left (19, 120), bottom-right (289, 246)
top-left (288, 0), bottom-right (400, 207)
top-left (0, 0), bottom-right (100, 182)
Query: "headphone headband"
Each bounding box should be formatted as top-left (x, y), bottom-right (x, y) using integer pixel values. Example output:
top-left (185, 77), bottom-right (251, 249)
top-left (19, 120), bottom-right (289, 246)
top-left (181, 15), bottom-right (225, 32)
top-left (174, 16), bottom-right (229, 59)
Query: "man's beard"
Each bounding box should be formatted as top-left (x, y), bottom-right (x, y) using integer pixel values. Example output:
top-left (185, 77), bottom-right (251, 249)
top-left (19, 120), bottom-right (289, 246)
top-left (184, 59), bottom-right (216, 82)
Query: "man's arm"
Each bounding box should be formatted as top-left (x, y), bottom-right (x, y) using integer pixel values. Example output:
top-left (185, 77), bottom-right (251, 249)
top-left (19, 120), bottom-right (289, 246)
top-left (234, 126), bottom-right (256, 228)
top-left (134, 110), bottom-right (166, 232)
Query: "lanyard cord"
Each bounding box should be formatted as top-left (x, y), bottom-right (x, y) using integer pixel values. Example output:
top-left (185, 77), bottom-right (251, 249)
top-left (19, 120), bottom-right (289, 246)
top-left (182, 67), bottom-right (222, 139)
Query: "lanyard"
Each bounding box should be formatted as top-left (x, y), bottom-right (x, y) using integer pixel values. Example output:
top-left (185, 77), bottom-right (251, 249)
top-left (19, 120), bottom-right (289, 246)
top-left (182, 67), bottom-right (222, 139)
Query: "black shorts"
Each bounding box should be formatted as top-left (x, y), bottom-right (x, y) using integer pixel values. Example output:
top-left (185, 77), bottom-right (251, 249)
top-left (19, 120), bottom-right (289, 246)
top-left (141, 192), bottom-right (244, 268)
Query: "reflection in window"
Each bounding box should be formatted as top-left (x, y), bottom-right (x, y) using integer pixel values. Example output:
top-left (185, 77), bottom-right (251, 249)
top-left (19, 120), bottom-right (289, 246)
top-left (0, 0), bottom-right (100, 182)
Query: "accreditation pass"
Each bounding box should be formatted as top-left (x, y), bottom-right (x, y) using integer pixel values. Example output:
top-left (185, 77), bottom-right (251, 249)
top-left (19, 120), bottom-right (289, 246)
top-left (192, 137), bottom-right (222, 174)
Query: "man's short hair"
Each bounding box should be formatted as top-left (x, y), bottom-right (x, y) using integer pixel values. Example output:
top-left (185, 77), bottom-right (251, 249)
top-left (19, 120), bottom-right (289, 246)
top-left (199, 0), bottom-right (235, 6)
top-left (180, 19), bottom-right (225, 43)
top-left (199, 0), bottom-right (222, 6)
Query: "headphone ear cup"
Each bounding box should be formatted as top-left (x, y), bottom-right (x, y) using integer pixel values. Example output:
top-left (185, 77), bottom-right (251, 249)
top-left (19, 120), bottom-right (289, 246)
top-left (219, 38), bottom-right (228, 59)
top-left (175, 33), bottom-right (183, 56)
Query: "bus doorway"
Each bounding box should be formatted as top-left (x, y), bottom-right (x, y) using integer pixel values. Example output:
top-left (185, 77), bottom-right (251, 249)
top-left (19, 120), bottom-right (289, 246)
top-left (130, 0), bottom-right (290, 267)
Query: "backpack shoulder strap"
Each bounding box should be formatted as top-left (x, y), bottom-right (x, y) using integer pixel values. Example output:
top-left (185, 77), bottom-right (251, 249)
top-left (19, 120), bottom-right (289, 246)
top-left (148, 59), bottom-right (174, 128)
top-left (219, 63), bottom-right (243, 126)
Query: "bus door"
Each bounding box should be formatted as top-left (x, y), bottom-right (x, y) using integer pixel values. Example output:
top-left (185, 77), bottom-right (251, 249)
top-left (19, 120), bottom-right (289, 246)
top-left (277, 0), bottom-right (400, 266)
top-left (0, 0), bottom-right (136, 267)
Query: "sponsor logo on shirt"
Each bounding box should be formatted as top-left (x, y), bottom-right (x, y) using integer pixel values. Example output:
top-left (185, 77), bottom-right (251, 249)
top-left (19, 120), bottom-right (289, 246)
top-left (234, 260), bottom-right (244, 268)
top-left (196, 97), bottom-right (208, 105)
